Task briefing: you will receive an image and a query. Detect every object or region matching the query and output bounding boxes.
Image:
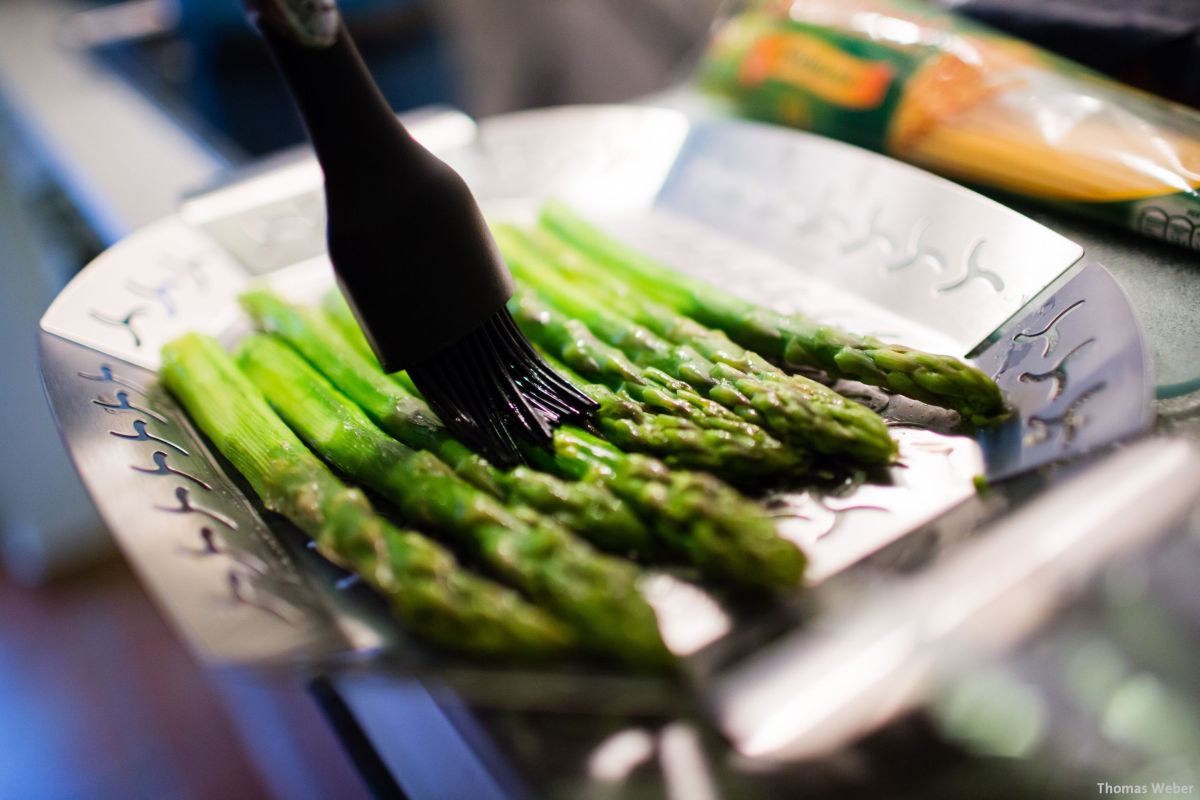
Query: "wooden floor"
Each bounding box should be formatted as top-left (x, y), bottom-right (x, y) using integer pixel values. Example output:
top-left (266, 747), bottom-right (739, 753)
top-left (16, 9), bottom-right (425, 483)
top-left (0, 555), bottom-right (272, 800)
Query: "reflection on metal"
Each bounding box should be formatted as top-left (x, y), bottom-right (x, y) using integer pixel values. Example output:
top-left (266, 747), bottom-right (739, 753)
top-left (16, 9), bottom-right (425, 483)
top-left (640, 573), bottom-right (731, 656)
top-left (42, 219), bottom-right (249, 370)
top-left (587, 728), bottom-right (656, 783)
top-left (653, 120), bottom-right (1081, 353)
top-left (767, 492), bottom-right (889, 541)
top-left (841, 206), bottom-right (895, 256)
top-left (161, 252), bottom-right (211, 290)
top-left (659, 723), bottom-right (719, 800)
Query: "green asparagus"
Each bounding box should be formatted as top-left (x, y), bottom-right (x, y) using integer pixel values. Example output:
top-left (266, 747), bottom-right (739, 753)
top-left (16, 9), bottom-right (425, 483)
top-left (235, 333), bottom-right (671, 669)
top-left (495, 225), bottom-right (898, 461)
top-left (541, 350), bottom-right (808, 480)
top-left (240, 290), bottom-right (649, 553)
top-left (390, 361), bottom-right (802, 588)
top-left (321, 293), bottom-right (804, 590)
top-left (507, 287), bottom-right (765, 439)
top-left (159, 333), bottom-right (572, 659)
top-left (538, 200), bottom-right (1008, 425)
top-left (520, 227), bottom-right (897, 464)
top-left (377, 376), bottom-right (802, 588)
top-left (530, 425), bottom-right (805, 590)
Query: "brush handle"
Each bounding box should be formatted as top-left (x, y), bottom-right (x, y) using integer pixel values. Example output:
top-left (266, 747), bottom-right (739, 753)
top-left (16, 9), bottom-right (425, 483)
top-left (250, 2), bottom-right (513, 372)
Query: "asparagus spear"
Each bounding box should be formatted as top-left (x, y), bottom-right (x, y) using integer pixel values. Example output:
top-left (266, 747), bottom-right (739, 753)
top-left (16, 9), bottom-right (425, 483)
top-left (541, 350), bottom-right (809, 480)
top-left (538, 200), bottom-right (1008, 426)
top-left (240, 290), bottom-right (648, 553)
top-left (387, 355), bottom-right (804, 589)
top-left (520, 227), bottom-right (897, 464)
top-left (159, 333), bottom-right (572, 659)
top-left (321, 290), bottom-right (805, 591)
top-left (495, 225), bottom-right (897, 462)
top-left (235, 333), bottom-right (670, 669)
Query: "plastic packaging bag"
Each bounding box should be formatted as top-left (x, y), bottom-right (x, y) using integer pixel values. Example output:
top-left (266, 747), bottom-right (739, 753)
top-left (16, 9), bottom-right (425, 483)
top-left (700, 0), bottom-right (1200, 252)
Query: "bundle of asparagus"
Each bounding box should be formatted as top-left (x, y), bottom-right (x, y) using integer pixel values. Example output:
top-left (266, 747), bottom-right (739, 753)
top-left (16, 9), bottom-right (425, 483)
top-left (236, 333), bottom-right (670, 669)
top-left (312, 291), bottom-right (802, 590)
top-left (158, 199), bottom-right (1005, 670)
top-left (240, 290), bottom-right (649, 553)
top-left (160, 334), bottom-right (572, 660)
top-left (496, 226), bottom-right (898, 466)
top-left (538, 201), bottom-right (1008, 426)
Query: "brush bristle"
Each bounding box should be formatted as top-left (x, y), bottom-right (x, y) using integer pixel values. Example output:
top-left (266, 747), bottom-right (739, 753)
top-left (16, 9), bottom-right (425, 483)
top-left (406, 308), bottom-right (598, 467)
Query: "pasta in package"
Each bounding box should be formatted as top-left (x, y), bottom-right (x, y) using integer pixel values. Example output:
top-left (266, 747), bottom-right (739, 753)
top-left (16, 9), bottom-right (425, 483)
top-left (700, 0), bottom-right (1200, 252)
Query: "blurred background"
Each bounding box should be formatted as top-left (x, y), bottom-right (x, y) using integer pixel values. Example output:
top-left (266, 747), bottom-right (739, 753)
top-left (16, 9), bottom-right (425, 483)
top-left (2, 0), bottom-right (1199, 797)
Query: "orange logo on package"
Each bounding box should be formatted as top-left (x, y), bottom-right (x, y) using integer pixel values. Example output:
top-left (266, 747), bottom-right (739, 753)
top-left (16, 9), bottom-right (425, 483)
top-left (738, 33), bottom-right (893, 110)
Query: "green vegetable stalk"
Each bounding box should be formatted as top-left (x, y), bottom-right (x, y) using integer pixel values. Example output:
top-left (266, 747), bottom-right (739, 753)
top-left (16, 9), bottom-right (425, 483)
top-left (495, 224), bottom-right (898, 461)
top-left (236, 333), bottom-right (671, 669)
top-left (507, 287), bottom-right (768, 440)
top-left (541, 350), bottom-right (808, 480)
top-left (321, 292), bottom-right (804, 591)
top-left (159, 333), bottom-right (573, 660)
top-left (538, 200), bottom-right (1008, 425)
top-left (518, 226), bottom-right (898, 464)
top-left (240, 290), bottom-right (648, 553)
top-left (530, 425), bottom-right (806, 591)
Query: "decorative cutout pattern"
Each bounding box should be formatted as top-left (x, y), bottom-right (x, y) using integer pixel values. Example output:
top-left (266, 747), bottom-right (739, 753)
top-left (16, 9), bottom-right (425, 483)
top-left (78, 365), bottom-right (147, 394)
top-left (93, 391), bottom-right (167, 423)
top-left (89, 307), bottom-right (148, 347)
top-left (668, 157), bottom-right (1000, 298)
top-left (111, 419), bottom-right (188, 454)
top-left (1012, 300), bottom-right (1085, 359)
top-left (79, 362), bottom-right (302, 628)
top-left (1026, 383), bottom-right (1107, 446)
top-left (130, 450), bottom-right (212, 489)
top-left (1018, 338), bottom-right (1095, 401)
top-left (935, 240), bottom-right (1005, 294)
top-left (156, 486), bottom-right (237, 529)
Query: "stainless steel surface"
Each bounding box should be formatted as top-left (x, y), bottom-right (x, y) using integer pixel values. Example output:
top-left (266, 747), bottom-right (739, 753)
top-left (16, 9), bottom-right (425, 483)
top-left (976, 261), bottom-right (1154, 480)
top-left (712, 437), bottom-right (1200, 761)
top-left (38, 333), bottom-right (368, 665)
top-left (645, 118), bottom-right (1084, 356)
top-left (38, 105), bottom-right (1171, 745)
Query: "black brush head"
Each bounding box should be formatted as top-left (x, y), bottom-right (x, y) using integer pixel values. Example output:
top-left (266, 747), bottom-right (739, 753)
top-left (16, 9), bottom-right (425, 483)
top-left (407, 309), bottom-right (598, 467)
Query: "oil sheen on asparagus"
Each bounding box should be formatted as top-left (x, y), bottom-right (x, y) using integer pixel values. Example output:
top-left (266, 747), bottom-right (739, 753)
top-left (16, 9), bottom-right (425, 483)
top-left (310, 292), bottom-right (805, 591)
top-left (236, 333), bottom-right (671, 669)
top-left (538, 200), bottom-right (1007, 426)
top-left (160, 333), bottom-right (573, 659)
